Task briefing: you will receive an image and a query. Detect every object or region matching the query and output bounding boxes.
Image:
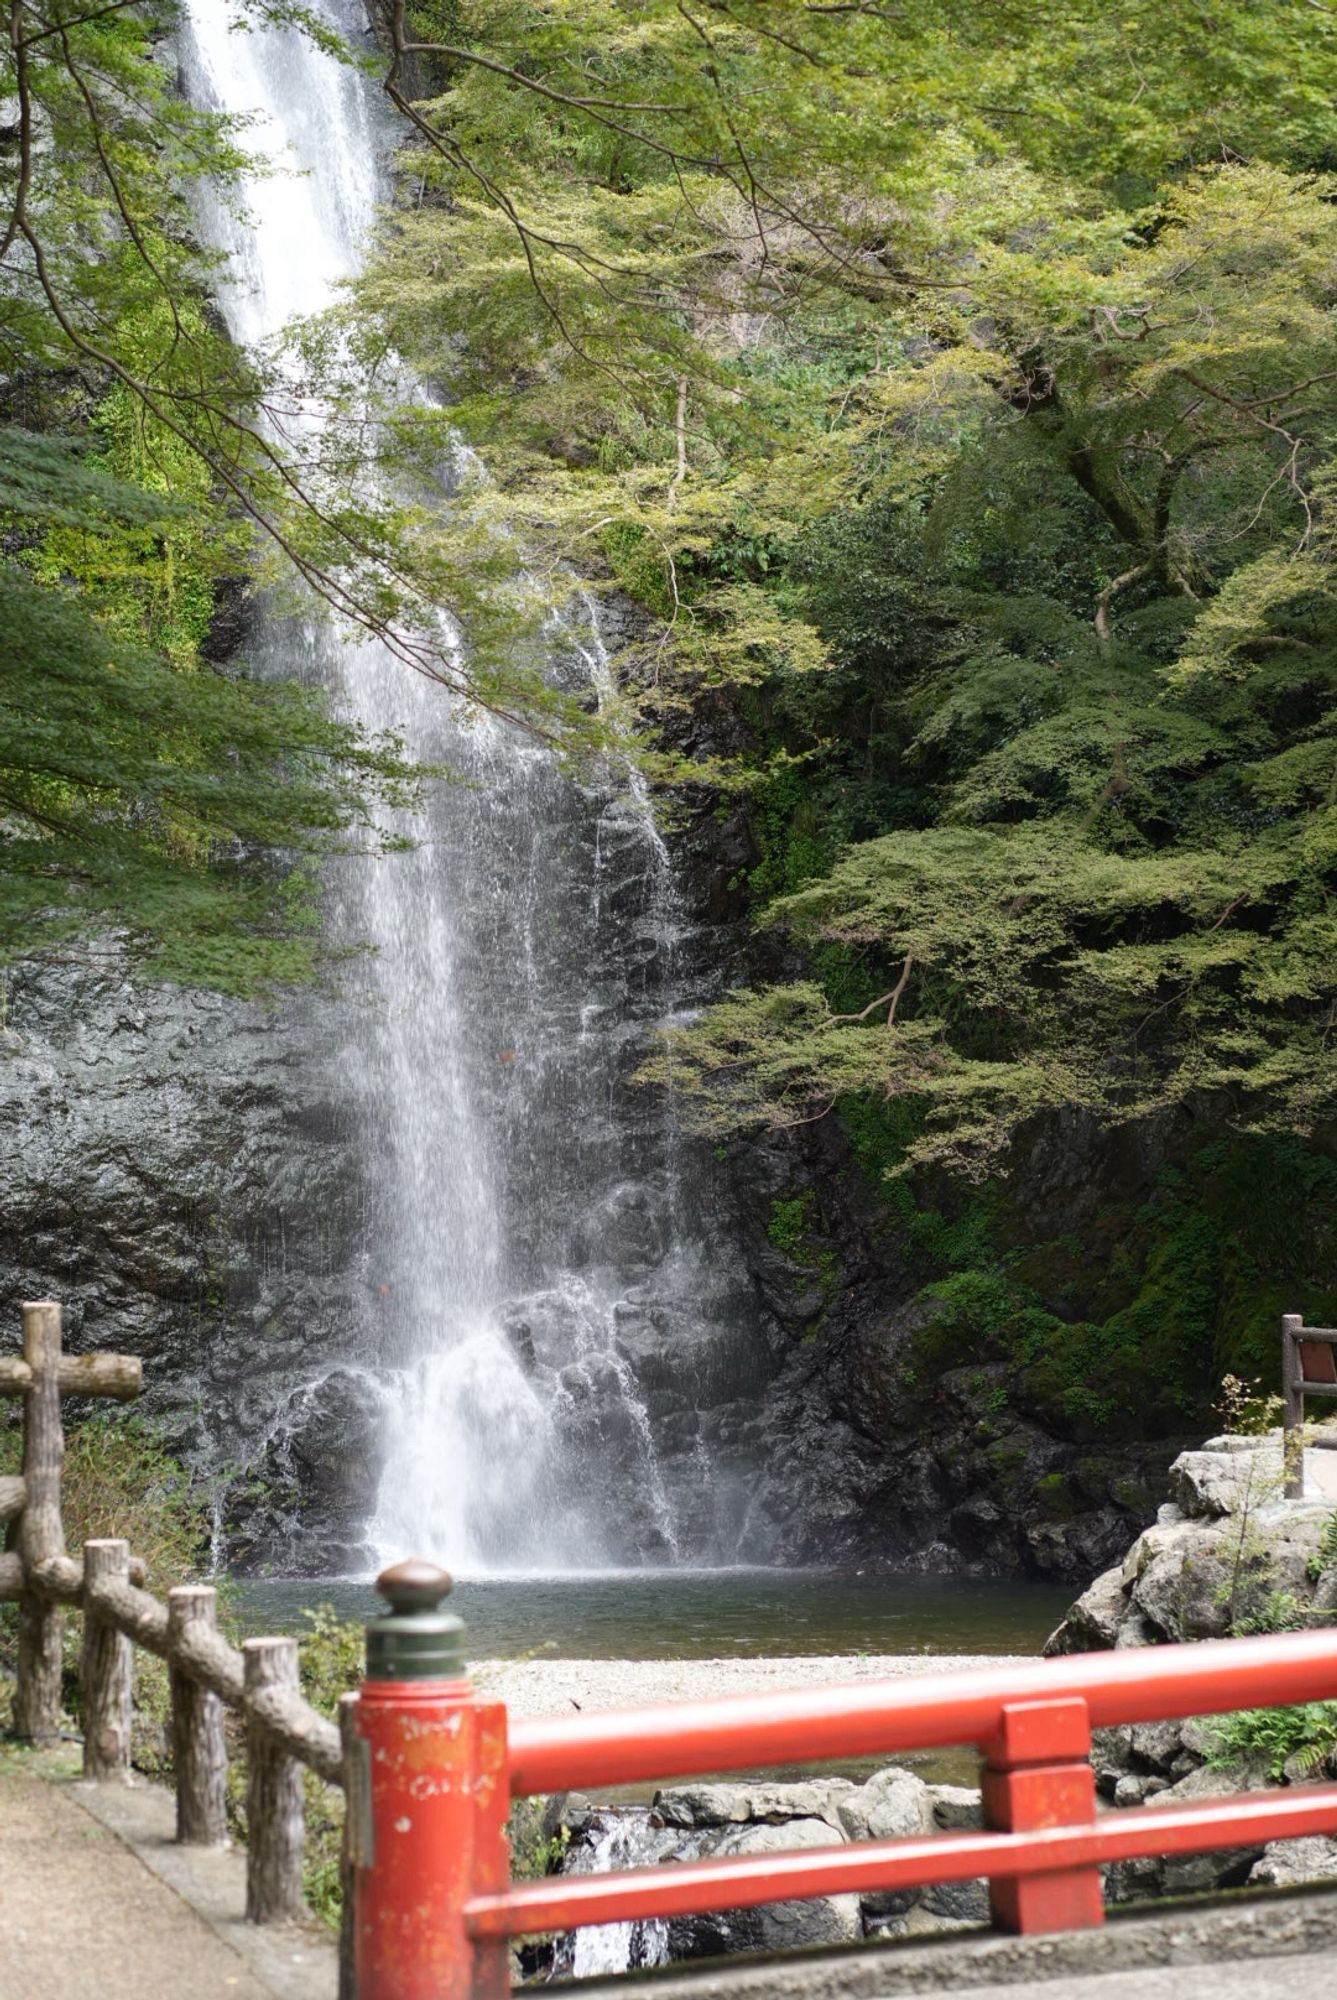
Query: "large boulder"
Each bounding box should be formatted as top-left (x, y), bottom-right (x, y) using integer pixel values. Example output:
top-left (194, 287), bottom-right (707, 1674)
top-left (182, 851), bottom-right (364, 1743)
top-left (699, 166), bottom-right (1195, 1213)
top-left (666, 1818), bottom-right (863, 1960)
top-left (655, 1779), bottom-right (854, 1831)
top-left (1045, 1562), bottom-right (1126, 1652)
top-left (1106, 1763), bottom-right (1272, 1904)
top-left (1249, 1836), bottom-right (1337, 1889)
top-left (1048, 1433), bottom-right (1337, 1655)
top-left (835, 1767), bottom-right (931, 1843)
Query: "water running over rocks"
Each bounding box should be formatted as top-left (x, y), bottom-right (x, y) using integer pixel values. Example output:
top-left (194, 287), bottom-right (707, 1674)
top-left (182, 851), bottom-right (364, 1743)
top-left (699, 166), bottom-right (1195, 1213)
top-left (180, 0), bottom-right (770, 1573)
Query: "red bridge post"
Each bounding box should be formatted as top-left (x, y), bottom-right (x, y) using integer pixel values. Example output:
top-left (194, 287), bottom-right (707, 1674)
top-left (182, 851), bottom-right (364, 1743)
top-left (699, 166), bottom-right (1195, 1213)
top-left (352, 1562), bottom-right (510, 2000)
top-left (981, 1695), bottom-right (1104, 1934)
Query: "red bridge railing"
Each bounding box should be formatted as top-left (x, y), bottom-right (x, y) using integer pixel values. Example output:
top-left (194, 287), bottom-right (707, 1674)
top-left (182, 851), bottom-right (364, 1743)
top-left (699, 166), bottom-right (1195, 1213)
top-left (347, 1586), bottom-right (1337, 2000)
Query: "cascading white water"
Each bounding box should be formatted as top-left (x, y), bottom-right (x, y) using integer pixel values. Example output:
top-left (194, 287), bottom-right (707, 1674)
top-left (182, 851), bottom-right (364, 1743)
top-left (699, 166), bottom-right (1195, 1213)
top-left (182, 0), bottom-right (767, 1574)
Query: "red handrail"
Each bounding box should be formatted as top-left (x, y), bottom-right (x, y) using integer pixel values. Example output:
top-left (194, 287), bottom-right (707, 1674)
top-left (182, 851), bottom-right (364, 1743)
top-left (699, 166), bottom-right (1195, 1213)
top-left (352, 1626), bottom-right (1337, 2000)
top-left (507, 1628), bottom-right (1337, 1795)
top-left (466, 1782), bottom-right (1337, 1940)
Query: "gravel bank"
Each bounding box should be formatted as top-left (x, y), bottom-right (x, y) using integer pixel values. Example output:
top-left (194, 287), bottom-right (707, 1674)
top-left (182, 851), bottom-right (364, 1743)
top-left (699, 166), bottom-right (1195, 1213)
top-left (472, 1653), bottom-right (1019, 1718)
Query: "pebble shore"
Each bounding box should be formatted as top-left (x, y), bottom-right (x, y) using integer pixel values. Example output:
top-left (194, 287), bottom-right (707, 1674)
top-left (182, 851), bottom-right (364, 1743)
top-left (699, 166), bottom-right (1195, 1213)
top-left (471, 1653), bottom-right (1018, 1718)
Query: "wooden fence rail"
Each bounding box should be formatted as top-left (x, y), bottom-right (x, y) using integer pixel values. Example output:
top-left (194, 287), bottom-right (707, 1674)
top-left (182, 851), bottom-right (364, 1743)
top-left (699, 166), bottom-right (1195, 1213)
top-left (1, 1301), bottom-right (349, 1978)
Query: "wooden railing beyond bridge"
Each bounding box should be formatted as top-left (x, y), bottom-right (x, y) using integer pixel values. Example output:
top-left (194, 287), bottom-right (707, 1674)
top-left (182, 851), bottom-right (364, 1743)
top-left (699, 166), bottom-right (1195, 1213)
top-left (6, 1299), bottom-right (1337, 2000)
top-left (1, 1303), bottom-right (352, 1965)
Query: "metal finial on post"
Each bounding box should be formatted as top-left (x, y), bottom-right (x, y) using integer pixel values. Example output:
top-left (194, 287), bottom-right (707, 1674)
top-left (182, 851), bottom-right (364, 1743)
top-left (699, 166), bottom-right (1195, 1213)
top-left (365, 1559), bottom-right (464, 1682)
top-left (353, 1558), bottom-right (510, 2000)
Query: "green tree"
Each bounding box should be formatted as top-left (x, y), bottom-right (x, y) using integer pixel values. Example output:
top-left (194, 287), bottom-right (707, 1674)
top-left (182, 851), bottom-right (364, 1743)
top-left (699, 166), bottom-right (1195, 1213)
top-left (657, 166), bottom-right (1337, 1166)
top-left (0, 0), bottom-right (594, 990)
top-left (350, 4), bottom-right (1337, 1166)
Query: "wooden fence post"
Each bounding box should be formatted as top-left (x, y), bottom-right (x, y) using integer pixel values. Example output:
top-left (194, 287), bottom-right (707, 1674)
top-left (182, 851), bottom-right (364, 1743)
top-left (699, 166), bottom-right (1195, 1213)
top-left (168, 1585), bottom-right (229, 1845)
top-left (338, 1692), bottom-right (360, 2000)
top-left (81, 1539), bottom-right (133, 1780)
top-left (1283, 1312), bottom-right (1305, 1498)
top-left (244, 1636), bottom-right (305, 1924)
top-left (13, 1301), bottom-right (66, 1741)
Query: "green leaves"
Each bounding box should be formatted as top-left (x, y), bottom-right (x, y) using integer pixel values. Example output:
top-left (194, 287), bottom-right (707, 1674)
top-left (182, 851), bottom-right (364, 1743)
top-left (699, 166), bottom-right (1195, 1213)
top-left (0, 557), bottom-right (422, 990)
top-left (646, 157), bottom-right (1337, 1168)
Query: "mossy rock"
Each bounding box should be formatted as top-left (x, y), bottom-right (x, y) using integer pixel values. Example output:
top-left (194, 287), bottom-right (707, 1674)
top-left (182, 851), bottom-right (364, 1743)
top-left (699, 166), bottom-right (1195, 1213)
top-left (1034, 1471), bottom-right (1077, 1520)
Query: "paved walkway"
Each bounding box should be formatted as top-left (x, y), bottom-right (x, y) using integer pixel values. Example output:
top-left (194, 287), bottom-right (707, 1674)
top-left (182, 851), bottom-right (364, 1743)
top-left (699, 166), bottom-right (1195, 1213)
top-left (4, 1743), bottom-right (1336, 2000)
top-left (0, 1751), bottom-right (333, 2000)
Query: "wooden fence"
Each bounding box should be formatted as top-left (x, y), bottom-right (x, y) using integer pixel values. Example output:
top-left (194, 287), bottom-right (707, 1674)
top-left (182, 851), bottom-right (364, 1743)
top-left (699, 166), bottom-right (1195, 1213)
top-left (9, 1297), bottom-right (1337, 2000)
top-left (1, 1301), bottom-right (355, 1987)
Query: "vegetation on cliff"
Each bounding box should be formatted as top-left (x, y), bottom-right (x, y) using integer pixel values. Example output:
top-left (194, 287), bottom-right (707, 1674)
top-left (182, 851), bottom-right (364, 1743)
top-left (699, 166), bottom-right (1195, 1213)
top-left (352, 0), bottom-right (1337, 1177)
top-left (324, 0), bottom-right (1337, 1445)
top-left (0, 0), bottom-right (592, 992)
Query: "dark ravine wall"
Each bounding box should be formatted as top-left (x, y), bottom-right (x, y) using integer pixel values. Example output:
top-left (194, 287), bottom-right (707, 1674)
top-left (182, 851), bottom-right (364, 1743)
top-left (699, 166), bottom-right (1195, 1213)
top-left (6, 607), bottom-right (1321, 1581)
top-left (0, 959), bottom-right (387, 1570)
top-left (0, 618), bottom-right (1237, 1584)
top-left (0, 758), bottom-right (1202, 1585)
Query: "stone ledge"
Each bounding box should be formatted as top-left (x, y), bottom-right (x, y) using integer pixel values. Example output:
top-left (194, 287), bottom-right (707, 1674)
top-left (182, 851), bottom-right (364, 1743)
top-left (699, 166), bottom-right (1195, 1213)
top-left (562, 1883), bottom-right (1337, 1998)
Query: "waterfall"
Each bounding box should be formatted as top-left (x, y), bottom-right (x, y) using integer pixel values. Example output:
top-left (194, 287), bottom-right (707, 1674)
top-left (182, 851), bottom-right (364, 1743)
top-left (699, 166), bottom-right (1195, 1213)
top-left (181, 0), bottom-right (769, 1575)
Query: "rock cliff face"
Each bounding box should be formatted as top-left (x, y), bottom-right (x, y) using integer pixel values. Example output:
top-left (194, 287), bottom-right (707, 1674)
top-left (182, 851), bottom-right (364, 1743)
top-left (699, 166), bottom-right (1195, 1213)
top-left (685, 1104), bottom-right (1188, 1583)
top-left (0, 799), bottom-right (1185, 1582)
top-left (1, 678), bottom-right (1216, 1583)
top-left (0, 645), bottom-right (1187, 1584)
top-left (0, 958), bottom-right (386, 1568)
top-left (0, 948), bottom-right (1172, 1585)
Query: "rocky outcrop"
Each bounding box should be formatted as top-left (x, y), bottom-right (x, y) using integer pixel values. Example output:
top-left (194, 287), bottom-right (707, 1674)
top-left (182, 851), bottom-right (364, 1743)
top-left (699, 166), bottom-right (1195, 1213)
top-left (701, 1114), bottom-right (1185, 1583)
top-left (0, 957), bottom-right (387, 1568)
top-left (1042, 1430), bottom-right (1337, 1903)
top-left (1047, 1430), bottom-right (1337, 1653)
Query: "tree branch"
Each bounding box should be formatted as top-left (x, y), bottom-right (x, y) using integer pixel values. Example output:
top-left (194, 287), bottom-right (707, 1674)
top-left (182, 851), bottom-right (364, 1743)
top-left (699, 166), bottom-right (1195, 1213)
top-left (822, 952), bottom-right (914, 1027)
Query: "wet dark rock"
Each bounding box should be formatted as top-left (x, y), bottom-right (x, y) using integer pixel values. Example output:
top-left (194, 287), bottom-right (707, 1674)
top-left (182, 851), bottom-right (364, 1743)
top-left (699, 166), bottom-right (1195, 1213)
top-left (556, 1768), bottom-right (989, 1971)
top-left (0, 958), bottom-right (378, 1568)
top-left (666, 1820), bottom-right (863, 1960)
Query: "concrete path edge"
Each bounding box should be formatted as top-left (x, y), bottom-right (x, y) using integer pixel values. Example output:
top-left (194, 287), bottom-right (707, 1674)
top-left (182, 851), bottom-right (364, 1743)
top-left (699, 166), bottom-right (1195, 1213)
top-left (562, 1882), bottom-right (1337, 1998)
top-left (69, 1767), bottom-right (337, 2000)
